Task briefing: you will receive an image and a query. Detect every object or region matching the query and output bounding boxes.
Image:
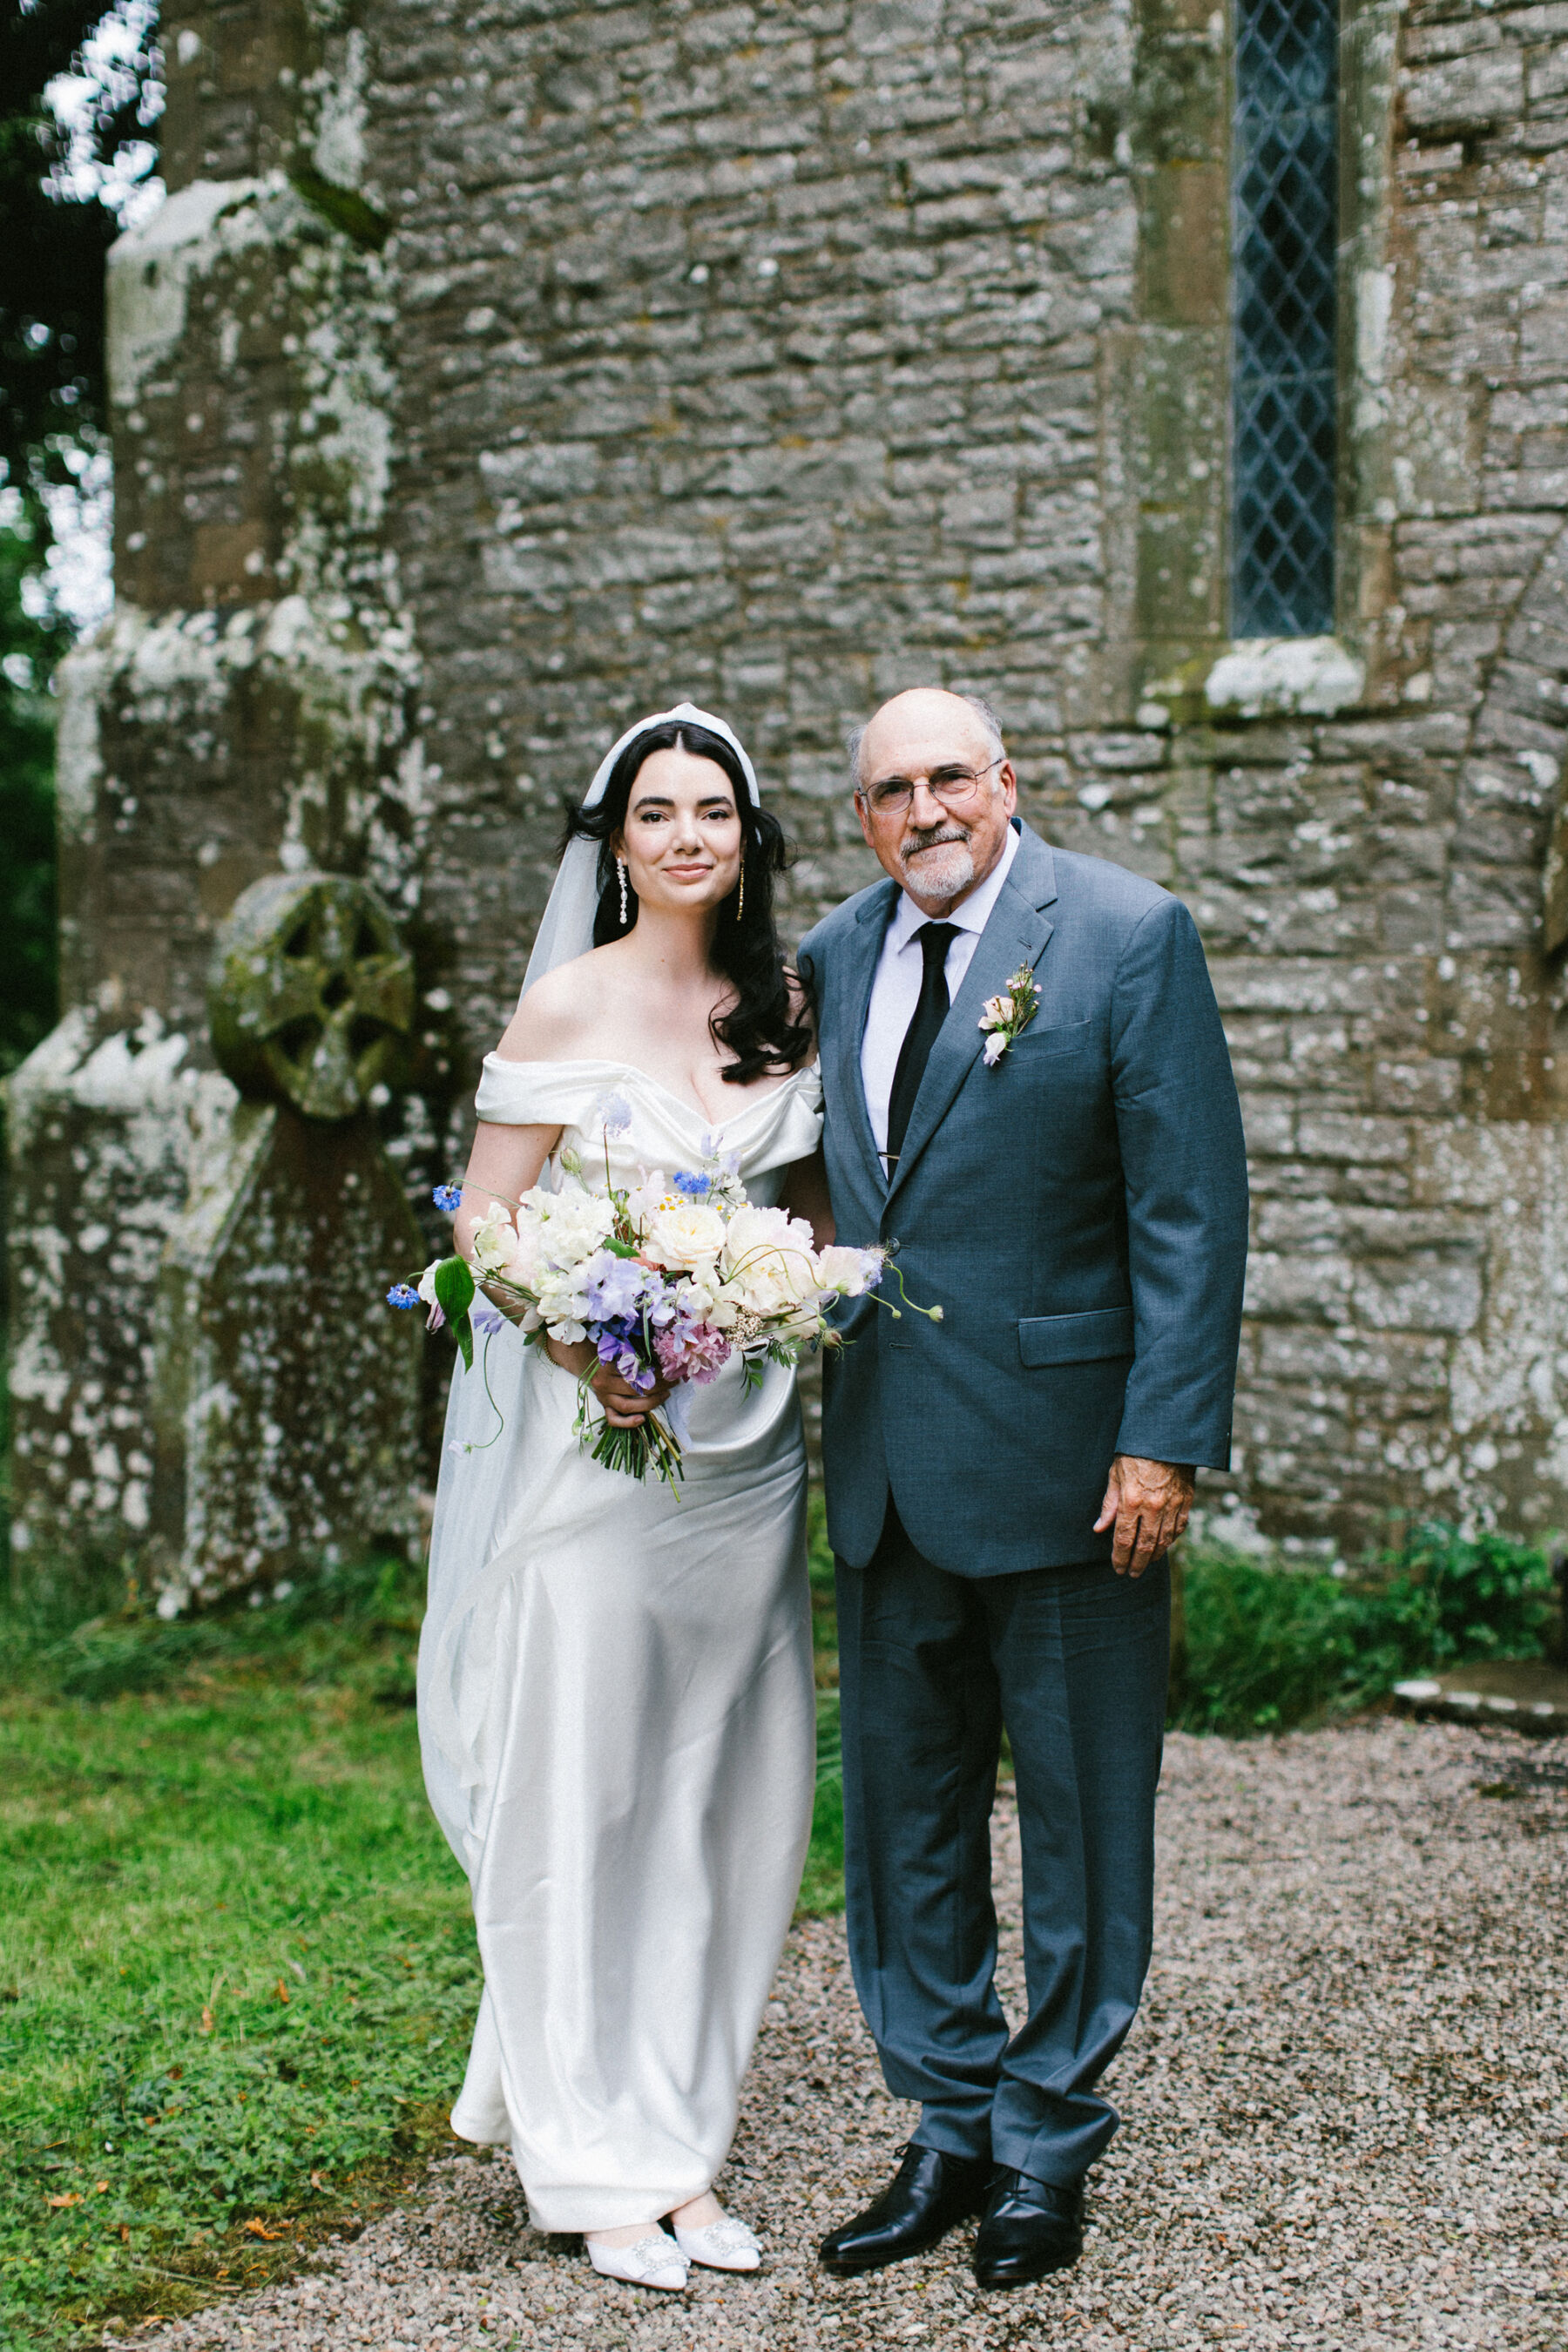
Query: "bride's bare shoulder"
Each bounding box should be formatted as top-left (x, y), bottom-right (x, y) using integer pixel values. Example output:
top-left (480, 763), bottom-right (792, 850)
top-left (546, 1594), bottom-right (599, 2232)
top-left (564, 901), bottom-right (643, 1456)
top-left (494, 948), bottom-right (618, 1064)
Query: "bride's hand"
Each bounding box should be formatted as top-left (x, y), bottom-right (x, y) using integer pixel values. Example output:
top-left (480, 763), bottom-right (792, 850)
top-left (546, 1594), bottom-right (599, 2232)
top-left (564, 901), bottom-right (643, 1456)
top-left (590, 1362), bottom-right (673, 1429)
top-left (545, 1335), bottom-right (672, 1428)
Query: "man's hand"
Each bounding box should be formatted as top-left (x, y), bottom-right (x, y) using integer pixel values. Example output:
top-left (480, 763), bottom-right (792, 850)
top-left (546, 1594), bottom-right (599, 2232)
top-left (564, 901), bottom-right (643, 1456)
top-left (1094, 1455), bottom-right (1194, 1578)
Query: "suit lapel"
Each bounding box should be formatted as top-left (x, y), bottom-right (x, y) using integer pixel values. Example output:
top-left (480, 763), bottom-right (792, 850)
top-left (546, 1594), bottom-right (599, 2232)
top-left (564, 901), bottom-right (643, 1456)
top-left (884, 827), bottom-right (1058, 1208)
top-left (832, 881), bottom-right (897, 1200)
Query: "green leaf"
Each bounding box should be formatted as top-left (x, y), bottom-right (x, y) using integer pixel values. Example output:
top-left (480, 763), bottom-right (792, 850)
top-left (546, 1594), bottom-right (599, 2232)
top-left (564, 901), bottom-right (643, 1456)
top-left (433, 1257), bottom-right (476, 1370)
top-left (432, 1255), bottom-right (475, 1321)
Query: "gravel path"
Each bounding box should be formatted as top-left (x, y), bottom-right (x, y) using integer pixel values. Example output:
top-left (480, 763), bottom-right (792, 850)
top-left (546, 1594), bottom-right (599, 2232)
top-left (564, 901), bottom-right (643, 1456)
top-left (117, 1722), bottom-right (1568, 2351)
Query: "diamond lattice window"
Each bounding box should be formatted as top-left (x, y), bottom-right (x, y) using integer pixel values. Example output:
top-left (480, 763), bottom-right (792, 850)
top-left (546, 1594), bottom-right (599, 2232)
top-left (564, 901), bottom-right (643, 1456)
top-left (1231, 0), bottom-right (1339, 637)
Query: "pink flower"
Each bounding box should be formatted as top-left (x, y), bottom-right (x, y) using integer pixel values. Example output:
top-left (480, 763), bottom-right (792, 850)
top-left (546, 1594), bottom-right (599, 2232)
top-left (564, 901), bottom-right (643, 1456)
top-left (653, 1319), bottom-right (733, 1386)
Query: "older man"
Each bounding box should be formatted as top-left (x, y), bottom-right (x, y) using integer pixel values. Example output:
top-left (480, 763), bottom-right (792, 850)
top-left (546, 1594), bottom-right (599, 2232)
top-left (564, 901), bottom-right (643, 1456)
top-left (794, 689), bottom-right (1248, 2290)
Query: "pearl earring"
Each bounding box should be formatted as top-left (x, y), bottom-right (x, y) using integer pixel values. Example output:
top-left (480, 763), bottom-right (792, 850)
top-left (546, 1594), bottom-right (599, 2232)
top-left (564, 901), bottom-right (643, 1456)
top-left (617, 858), bottom-right (629, 925)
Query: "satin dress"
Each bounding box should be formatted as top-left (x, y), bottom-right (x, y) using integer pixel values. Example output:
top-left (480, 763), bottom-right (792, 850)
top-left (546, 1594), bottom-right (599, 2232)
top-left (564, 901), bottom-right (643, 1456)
top-left (418, 1057), bottom-right (822, 2233)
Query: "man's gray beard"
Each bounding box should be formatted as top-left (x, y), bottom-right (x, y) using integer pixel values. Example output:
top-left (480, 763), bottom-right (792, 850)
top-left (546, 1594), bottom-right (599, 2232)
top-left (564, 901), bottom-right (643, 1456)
top-left (899, 833), bottom-right (975, 902)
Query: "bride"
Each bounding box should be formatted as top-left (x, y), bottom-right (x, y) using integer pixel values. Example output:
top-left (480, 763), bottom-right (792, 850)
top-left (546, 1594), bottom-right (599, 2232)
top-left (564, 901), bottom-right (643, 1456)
top-left (416, 705), bottom-right (830, 2293)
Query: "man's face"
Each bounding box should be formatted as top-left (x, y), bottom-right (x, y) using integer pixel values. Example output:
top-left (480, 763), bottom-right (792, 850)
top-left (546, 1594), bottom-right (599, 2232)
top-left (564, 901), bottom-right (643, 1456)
top-left (855, 690), bottom-right (1017, 916)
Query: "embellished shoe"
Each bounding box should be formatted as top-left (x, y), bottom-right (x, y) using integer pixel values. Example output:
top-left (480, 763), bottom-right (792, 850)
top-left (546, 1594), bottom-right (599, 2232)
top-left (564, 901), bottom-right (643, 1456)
top-left (673, 2210), bottom-right (762, 2271)
top-left (585, 2231), bottom-right (690, 2291)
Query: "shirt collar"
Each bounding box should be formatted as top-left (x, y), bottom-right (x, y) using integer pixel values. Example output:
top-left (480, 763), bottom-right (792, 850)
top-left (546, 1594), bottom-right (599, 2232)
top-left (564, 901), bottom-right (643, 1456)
top-left (889, 821), bottom-right (1020, 950)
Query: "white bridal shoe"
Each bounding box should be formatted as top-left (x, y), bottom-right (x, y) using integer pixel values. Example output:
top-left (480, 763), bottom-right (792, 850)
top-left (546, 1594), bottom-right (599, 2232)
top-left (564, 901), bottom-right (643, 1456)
top-left (672, 2211), bottom-right (762, 2271)
top-left (585, 2232), bottom-right (690, 2291)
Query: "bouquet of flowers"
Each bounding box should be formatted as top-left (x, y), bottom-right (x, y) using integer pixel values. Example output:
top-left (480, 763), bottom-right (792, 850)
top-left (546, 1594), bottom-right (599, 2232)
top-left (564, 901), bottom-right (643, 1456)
top-left (390, 1125), bottom-right (923, 1487)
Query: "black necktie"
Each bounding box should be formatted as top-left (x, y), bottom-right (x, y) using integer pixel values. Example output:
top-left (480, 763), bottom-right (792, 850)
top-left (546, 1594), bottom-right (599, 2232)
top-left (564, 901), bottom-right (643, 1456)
top-left (885, 922), bottom-right (958, 1164)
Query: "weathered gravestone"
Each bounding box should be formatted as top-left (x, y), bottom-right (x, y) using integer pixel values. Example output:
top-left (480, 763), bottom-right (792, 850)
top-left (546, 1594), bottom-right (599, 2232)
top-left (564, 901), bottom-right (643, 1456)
top-left (9, 873), bottom-right (424, 1612)
top-left (152, 871), bottom-right (423, 1611)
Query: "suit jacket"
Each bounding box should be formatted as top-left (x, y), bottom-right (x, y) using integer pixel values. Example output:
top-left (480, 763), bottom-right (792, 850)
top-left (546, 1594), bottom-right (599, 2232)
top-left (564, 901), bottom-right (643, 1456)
top-left (795, 821), bottom-right (1249, 1576)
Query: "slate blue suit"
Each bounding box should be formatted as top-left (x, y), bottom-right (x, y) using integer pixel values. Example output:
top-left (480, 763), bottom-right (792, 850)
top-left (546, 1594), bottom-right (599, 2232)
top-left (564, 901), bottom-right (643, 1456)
top-left (795, 821), bottom-right (1247, 2184)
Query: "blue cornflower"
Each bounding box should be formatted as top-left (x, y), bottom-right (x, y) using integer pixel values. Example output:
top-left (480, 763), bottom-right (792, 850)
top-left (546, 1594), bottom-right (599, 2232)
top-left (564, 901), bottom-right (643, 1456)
top-left (387, 1283), bottom-right (421, 1309)
top-left (672, 1169), bottom-right (712, 1199)
top-left (432, 1181), bottom-right (463, 1213)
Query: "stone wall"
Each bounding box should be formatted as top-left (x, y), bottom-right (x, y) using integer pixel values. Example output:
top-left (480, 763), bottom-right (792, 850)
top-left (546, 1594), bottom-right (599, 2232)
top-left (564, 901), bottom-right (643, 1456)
top-left (10, 0), bottom-right (1568, 1585)
top-left (368, 0), bottom-right (1568, 1551)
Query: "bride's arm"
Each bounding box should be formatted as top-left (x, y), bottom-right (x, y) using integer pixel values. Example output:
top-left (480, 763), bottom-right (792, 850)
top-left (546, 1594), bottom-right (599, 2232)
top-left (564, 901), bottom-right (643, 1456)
top-left (454, 1120), bottom-right (559, 1269)
top-left (456, 971), bottom-right (575, 1308)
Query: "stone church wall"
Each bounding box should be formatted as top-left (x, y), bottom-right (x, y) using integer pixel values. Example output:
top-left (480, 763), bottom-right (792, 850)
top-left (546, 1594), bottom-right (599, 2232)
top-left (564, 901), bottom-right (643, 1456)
top-left (9, 0), bottom-right (1568, 1590)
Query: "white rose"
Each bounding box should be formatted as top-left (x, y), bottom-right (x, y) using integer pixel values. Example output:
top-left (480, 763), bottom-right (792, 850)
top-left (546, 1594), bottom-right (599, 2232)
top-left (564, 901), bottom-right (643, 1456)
top-left (644, 1195), bottom-right (728, 1273)
top-left (720, 1205), bottom-right (820, 1316)
top-left (720, 1202), bottom-right (796, 1270)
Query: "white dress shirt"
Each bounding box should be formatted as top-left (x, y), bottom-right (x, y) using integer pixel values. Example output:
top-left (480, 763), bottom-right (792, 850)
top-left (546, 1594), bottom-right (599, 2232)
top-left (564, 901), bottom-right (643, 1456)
top-left (861, 823), bottom-right (1021, 1159)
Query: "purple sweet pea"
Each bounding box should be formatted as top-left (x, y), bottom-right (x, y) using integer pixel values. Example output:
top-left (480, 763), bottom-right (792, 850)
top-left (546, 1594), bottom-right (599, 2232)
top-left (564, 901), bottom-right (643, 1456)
top-left (592, 1313), bottom-right (658, 1390)
top-left (581, 1250), bottom-right (657, 1322)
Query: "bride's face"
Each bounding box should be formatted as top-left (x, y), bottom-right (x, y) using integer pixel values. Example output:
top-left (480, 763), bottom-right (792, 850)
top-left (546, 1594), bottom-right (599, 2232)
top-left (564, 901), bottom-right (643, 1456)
top-left (616, 749), bottom-right (743, 917)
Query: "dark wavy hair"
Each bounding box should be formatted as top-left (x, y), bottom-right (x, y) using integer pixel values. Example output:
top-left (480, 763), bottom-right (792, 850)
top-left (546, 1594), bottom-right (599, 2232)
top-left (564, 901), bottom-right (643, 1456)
top-left (559, 719), bottom-right (814, 1085)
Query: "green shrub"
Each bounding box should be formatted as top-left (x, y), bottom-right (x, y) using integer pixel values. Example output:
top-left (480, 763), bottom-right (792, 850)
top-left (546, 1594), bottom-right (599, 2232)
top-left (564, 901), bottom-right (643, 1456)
top-left (1384, 1521), bottom-right (1558, 1664)
top-left (1173, 1520), bottom-right (1557, 1738)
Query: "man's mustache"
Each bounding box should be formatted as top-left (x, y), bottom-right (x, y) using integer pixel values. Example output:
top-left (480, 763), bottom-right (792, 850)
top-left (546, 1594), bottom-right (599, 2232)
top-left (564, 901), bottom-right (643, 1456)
top-left (901, 826), bottom-right (970, 856)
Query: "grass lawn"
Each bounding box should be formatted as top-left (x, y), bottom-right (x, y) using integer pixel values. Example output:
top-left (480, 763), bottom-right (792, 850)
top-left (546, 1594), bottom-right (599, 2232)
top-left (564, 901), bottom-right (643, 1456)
top-left (0, 1516), bottom-right (847, 2349)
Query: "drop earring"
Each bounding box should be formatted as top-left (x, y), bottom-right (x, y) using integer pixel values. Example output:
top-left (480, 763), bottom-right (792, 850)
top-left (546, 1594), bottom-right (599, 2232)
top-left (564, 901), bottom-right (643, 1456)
top-left (617, 858), bottom-right (629, 926)
top-left (736, 860), bottom-right (745, 922)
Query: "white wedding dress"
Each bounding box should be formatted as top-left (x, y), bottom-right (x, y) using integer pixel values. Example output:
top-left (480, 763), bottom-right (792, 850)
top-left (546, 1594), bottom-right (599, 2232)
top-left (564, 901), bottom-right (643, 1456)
top-left (417, 1054), bottom-right (823, 2233)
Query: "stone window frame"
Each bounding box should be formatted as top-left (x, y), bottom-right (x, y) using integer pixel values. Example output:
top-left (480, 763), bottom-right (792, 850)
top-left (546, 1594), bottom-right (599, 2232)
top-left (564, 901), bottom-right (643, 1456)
top-left (1126, 0), bottom-right (1398, 727)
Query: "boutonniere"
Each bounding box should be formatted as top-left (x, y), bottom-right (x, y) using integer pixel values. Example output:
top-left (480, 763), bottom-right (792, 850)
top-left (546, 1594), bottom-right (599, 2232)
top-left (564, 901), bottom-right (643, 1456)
top-left (978, 964), bottom-right (1040, 1065)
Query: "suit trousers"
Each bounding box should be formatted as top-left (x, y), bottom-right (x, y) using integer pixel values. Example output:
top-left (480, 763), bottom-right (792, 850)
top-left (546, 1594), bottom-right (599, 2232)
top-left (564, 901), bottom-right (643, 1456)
top-left (835, 1500), bottom-right (1169, 2186)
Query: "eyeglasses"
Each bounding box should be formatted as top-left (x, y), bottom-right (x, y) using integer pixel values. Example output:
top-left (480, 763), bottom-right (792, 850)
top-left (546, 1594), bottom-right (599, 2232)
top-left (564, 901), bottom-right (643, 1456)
top-left (859, 755), bottom-right (1005, 819)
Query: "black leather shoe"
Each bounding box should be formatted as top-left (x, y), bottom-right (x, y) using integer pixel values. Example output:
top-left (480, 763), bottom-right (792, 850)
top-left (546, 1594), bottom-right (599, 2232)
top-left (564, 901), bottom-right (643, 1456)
top-left (819, 2143), bottom-right (995, 2276)
top-left (972, 2169), bottom-right (1085, 2288)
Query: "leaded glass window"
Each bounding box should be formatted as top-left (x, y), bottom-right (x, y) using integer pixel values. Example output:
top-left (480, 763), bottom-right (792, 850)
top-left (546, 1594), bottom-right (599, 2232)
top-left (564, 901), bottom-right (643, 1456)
top-left (1231, 0), bottom-right (1339, 637)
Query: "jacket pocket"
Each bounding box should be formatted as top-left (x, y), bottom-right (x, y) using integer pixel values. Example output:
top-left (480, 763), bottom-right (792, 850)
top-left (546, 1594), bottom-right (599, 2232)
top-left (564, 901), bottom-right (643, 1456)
top-left (1004, 1017), bottom-right (1095, 1058)
top-left (1017, 1305), bottom-right (1134, 1367)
